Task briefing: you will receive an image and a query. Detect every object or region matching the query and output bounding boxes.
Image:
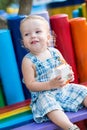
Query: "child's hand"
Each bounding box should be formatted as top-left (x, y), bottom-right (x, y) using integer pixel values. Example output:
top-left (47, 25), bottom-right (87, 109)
top-left (49, 75), bottom-right (66, 89)
top-left (68, 67), bottom-right (74, 82)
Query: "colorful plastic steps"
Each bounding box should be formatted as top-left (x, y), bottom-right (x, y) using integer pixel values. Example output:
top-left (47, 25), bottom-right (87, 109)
top-left (0, 82), bottom-right (6, 107)
top-left (70, 17), bottom-right (87, 83)
top-left (12, 108), bottom-right (87, 130)
top-left (0, 99), bottom-right (33, 130)
top-left (50, 14), bottom-right (78, 83)
top-left (0, 29), bottom-right (25, 105)
top-left (0, 99), bottom-right (31, 113)
top-left (0, 106), bottom-right (31, 119)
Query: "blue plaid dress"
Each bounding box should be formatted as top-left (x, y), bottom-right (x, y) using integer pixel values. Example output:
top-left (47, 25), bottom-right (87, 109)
top-left (25, 47), bottom-right (87, 123)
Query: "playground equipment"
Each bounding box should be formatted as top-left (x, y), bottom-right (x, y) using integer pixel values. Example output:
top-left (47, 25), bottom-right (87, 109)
top-left (0, 99), bottom-right (87, 130)
top-left (0, 6), bottom-right (87, 130)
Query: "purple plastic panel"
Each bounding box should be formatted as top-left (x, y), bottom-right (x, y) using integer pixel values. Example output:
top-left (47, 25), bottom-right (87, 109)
top-left (12, 108), bottom-right (87, 130)
top-left (66, 107), bottom-right (87, 123)
top-left (12, 121), bottom-right (62, 130)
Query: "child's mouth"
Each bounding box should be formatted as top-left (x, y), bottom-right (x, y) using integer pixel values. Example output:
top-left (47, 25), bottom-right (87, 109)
top-left (31, 41), bottom-right (38, 44)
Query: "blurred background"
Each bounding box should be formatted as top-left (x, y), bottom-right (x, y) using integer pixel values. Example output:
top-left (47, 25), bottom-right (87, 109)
top-left (0, 0), bottom-right (85, 19)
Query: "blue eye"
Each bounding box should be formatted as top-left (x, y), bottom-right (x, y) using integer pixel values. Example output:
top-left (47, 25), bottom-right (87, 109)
top-left (36, 31), bottom-right (41, 33)
top-left (25, 33), bottom-right (28, 36)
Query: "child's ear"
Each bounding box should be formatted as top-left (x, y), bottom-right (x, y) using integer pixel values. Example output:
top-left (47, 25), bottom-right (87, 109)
top-left (47, 34), bottom-right (50, 39)
top-left (47, 33), bottom-right (51, 40)
top-left (47, 34), bottom-right (53, 47)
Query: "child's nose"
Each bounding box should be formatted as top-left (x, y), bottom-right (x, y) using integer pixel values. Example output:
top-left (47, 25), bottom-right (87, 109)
top-left (31, 33), bottom-right (36, 37)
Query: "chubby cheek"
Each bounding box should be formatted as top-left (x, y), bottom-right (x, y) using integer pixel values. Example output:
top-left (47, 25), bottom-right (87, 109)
top-left (23, 38), bottom-right (29, 47)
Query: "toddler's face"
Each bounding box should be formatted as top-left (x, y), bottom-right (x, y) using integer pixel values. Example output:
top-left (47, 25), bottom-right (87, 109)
top-left (20, 19), bottom-right (50, 54)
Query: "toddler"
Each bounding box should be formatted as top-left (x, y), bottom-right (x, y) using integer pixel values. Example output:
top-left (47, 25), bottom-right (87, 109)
top-left (20, 15), bottom-right (87, 130)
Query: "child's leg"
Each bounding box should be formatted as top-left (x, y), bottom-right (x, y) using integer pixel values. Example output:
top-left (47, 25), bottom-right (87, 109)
top-left (83, 96), bottom-right (87, 107)
top-left (47, 109), bottom-right (79, 130)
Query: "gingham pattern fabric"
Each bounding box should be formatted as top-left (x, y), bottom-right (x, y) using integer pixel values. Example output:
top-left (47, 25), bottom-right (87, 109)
top-left (25, 47), bottom-right (87, 123)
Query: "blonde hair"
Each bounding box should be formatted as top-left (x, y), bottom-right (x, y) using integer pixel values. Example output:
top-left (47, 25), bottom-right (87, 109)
top-left (20, 15), bottom-right (50, 32)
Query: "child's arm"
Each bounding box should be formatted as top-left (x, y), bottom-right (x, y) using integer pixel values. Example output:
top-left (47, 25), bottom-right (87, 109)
top-left (22, 57), bottom-right (65, 92)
